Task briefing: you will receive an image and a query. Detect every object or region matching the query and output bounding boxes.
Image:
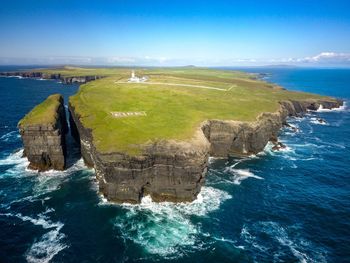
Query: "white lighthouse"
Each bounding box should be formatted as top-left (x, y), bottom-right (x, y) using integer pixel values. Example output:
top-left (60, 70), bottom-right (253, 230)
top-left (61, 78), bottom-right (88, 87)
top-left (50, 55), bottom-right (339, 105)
top-left (128, 70), bottom-right (148, 83)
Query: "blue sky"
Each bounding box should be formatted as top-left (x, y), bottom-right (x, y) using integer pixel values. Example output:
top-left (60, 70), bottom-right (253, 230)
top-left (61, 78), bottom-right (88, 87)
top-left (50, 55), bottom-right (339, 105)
top-left (1, 0), bottom-right (350, 66)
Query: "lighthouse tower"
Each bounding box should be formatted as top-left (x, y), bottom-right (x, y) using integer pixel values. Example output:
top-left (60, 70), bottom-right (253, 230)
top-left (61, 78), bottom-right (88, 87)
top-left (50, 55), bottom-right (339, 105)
top-left (128, 70), bottom-right (147, 82)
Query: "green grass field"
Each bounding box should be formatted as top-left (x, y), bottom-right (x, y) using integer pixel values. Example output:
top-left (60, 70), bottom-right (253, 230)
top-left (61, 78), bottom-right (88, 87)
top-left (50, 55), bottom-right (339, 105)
top-left (19, 94), bottom-right (62, 126)
top-left (60, 67), bottom-right (329, 155)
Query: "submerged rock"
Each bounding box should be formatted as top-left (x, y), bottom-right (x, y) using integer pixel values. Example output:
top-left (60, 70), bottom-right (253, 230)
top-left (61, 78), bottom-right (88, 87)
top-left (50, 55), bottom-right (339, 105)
top-left (317, 118), bottom-right (327, 124)
top-left (272, 142), bottom-right (287, 151)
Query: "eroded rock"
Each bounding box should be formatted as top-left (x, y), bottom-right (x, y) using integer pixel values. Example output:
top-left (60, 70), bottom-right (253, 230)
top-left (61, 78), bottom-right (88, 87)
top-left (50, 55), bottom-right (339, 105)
top-left (18, 94), bottom-right (68, 171)
top-left (68, 98), bottom-right (343, 203)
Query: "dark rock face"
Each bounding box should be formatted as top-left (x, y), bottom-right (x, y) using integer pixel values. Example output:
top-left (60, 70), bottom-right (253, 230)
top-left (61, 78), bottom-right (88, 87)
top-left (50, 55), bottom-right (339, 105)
top-left (0, 71), bottom-right (103, 84)
top-left (61, 75), bottom-right (103, 84)
top-left (204, 99), bottom-right (343, 156)
top-left (19, 95), bottom-right (68, 171)
top-left (69, 98), bottom-right (343, 203)
top-left (69, 102), bottom-right (209, 203)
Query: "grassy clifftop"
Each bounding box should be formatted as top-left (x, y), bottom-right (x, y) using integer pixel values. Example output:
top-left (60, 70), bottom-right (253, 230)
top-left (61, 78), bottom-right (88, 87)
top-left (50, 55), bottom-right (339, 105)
top-left (67, 67), bottom-right (329, 154)
top-left (19, 94), bottom-right (63, 127)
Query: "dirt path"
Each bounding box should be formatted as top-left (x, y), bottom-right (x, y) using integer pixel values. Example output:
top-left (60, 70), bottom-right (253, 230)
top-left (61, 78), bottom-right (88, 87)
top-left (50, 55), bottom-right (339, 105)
top-left (115, 81), bottom-right (236, 91)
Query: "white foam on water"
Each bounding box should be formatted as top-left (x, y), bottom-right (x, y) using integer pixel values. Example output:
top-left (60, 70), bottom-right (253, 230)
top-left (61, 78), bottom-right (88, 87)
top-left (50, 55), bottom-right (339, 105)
top-left (289, 143), bottom-right (326, 150)
top-left (0, 149), bottom-right (27, 166)
top-left (7, 76), bottom-right (23, 79)
top-left (0, 155), bottom-right (90, 262)
top-left (263, 142), bottom-right (280, 156)
top-left (0, 209), bottom-right (68, 263)
top-left (248, 154), bottom-right (260, 159)
top-left (31, 159), bottom-right (92, 197)
top-left (229, 157), bottom-right (251, 168)
top-left (309, 117), bottom-right (328, 125)
top-left (225, 167), bottom-right (263, 185)
top-left (316, 102), bottom-right (347, 112)
top-left (240, 225), bottom-right (268, 253)
top-left (266, 222), bottom-right (327, 263)
top-left (113, 186), bottom-right (231, 257)
top-left (277, 145), bottom-right (293, 153)
top-left (284, 123), bottom-right (301, 134)
top-left (241, 221), bottom-right (328, 263)
top-left (212, 236), bottom-right (245, 250)
top-left (290, 163), bottom-right (298, 169)
top-left (314, 137), bottom-right (346, 149)
top-left (282, 155), bottom-right (297, 161)
top-left (0, 151), bottom-right (92, 208)
top-left (0, 130), bottom-right (20, 142)
top-left (26, 225), bottom-right (67, 263)
top-left (208, 156), bottom-right (218, 164)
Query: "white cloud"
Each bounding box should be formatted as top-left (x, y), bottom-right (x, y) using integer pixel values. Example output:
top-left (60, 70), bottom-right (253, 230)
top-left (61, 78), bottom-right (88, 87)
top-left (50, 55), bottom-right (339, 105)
top-left (254, 52), bottom-right (350, 66)
top-left (0, 52), bottom-right (350, 66)
top-left (106, 57), bottom-right (136, 63)
top-left (298, 52), bottom-right (350, 64)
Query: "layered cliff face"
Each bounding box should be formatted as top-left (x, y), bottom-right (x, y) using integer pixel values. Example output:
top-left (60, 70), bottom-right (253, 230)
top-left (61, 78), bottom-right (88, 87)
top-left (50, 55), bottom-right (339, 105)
top-left (69, 103), bottom-right (210, 203)
top-left (61, 75), bottom-right (103, 84)
top-left (11, 67), bottom-right (344, 203)
top-left (18, 94), bottom-right (68, 171)
top-left (69, 98), bottom-right (343, 203)
top-left (0, 71), bottom-right (103, 84)
top-left (203, 99), bottom-right (343, 156)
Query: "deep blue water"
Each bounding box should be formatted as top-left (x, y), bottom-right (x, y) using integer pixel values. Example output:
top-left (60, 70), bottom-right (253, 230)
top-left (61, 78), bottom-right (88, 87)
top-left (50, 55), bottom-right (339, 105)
top-left (0, 67), bottom-right (349, 263)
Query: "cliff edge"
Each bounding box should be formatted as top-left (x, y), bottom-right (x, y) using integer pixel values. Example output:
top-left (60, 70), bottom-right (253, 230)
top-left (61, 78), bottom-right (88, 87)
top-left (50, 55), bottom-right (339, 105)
top-left (69, 97), bottom-right (342, 203)
top-left (18, 94), bottom-right (68, 171)
top-left (13, 67), bottom-right (344, 203)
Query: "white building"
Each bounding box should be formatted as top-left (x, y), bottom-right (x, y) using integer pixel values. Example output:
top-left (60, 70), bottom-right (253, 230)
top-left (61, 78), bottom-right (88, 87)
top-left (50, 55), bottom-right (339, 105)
top-left (128, 70), bottom-right (148, 83)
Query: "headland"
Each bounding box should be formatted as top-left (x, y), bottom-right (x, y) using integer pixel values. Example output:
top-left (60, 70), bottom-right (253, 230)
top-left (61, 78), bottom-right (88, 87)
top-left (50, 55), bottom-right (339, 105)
top-left (10, 67), bottom-right (343, 203)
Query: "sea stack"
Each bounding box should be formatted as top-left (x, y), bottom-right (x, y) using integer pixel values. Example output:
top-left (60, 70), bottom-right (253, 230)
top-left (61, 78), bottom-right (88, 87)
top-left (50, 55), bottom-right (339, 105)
top-left (18, 94), bottom-right (68, 171)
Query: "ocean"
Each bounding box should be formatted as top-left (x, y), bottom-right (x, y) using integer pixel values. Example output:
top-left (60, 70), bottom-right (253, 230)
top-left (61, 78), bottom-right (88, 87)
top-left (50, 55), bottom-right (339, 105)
top-left (0, 67), bottom-right (349, 263)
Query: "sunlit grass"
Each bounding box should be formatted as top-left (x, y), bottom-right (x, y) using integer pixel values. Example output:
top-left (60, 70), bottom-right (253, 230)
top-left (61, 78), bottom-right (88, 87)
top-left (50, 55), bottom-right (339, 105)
top-left (66, 67), bottom-right (328, 155)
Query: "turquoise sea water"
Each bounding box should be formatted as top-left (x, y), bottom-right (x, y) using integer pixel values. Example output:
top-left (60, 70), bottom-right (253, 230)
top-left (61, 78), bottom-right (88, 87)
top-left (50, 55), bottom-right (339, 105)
top-left (0, 67), bottom-right (349, 262)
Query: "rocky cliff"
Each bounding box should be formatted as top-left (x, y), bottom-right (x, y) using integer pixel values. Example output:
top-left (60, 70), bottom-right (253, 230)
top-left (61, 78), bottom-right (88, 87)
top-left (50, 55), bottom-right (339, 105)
top-left (69, 98), bottom-right (343, 203)
top-left (69, 102), bottom-right (210, 203)
top-left (202, 99), bottom-right (342, 156)
top-left (18, 94), bottom-right (68, 171)
top-left (0, 71), bottom-right (103, 84)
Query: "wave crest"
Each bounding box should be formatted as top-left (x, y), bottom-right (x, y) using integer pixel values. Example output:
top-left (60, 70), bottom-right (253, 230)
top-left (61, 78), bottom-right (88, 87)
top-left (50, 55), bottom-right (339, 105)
top-left (112, 186), bottom-right (231, 257)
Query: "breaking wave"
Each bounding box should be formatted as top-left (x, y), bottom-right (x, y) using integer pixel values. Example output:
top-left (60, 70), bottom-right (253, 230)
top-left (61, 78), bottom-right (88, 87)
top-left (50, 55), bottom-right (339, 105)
top-left (0, 209), bottom-right (68, 263)
top-left (0, 149), bottom-right (28, 167)
top-left (112, 186), bottom-right (231, 257)
top-left (264, 141), bottom-right (294, 156)
top-left (309, 117), bottom-right (328, 125)
top-left (225, 166), bottom-right (263, 185)
top-left (0, 149), bottom-right (92, 208)
top-left (0, 130), bottom-right (20, 142)
top-left (316, 102), bottom-right (347, 112)
top-left (0, 150), bottom-right (91, 262)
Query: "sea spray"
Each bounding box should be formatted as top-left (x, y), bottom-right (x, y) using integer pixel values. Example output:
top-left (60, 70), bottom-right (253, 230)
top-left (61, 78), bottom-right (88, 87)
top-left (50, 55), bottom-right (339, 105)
top-left (111, 186), bottom-right (231, 257)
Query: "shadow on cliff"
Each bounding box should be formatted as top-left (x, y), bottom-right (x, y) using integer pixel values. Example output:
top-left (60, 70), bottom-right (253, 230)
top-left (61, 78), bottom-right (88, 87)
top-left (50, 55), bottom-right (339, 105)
top-left (65, 107), bottom-right (81, 168)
